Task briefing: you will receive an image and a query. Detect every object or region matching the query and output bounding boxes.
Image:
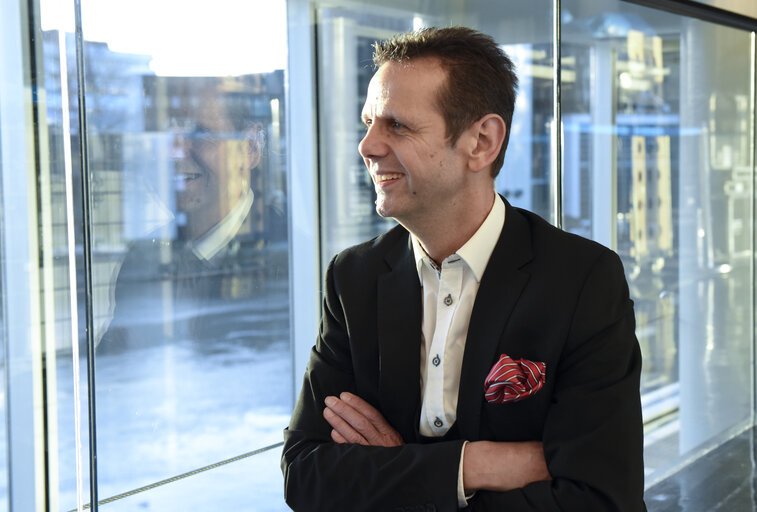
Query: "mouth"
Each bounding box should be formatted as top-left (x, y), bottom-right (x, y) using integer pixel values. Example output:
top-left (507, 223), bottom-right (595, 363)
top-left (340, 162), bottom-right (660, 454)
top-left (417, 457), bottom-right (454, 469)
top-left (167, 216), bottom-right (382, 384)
top-left (177, 172), bottom-right (202, 181)
top-left (372, 173), bottom-right (403, 186)
top-left (174, 172), bottom-right (203, 188)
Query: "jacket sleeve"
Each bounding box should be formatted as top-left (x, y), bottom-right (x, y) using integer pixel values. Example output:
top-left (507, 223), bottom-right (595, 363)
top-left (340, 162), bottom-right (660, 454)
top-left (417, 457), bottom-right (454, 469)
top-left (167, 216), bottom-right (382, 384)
top-left (467, 250), bottom-right (646, 511)
top-left (281, 257), bottom-right (465, 512)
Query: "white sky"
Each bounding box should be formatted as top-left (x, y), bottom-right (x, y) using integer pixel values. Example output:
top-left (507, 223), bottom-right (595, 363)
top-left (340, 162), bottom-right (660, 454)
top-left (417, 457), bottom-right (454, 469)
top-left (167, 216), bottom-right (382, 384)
top-left (40, 0), bottom-right (288, 76)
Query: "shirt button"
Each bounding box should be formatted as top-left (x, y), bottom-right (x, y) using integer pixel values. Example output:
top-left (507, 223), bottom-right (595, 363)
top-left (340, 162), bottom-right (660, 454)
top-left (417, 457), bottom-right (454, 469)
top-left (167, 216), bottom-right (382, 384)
top-left (443, 294), bottom-right (453, 306)
top-left (434, 417), bottom-right (443, 428)
top-left (432, 354), bottom-right (441, 366)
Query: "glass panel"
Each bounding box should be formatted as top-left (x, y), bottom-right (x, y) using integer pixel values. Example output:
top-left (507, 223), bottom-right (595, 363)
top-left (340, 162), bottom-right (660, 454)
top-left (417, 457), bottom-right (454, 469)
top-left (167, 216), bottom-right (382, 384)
top-left (561, 0), bottom-right (754, 482)
top-left (63, 0), bottom-right (290, 508)
top-left (100, 446), bottom-right (286, 511)
top-left (0, 15), bottom-right (17, 505)
top-left (315, 0), bottom-right (555, 268)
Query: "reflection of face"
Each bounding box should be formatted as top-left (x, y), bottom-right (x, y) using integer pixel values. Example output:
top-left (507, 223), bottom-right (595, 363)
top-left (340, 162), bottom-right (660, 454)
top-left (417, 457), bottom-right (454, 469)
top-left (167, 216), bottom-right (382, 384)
top-left (170, 98), bottom-right (254, 232)
top-left (358, 58), bottom-right (468, 226)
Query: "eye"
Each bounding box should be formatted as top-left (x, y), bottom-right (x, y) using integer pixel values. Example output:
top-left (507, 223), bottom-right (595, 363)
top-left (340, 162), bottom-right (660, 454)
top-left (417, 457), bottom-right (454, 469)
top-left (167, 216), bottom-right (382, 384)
top-left (391, 120), bottom-right (403, 129)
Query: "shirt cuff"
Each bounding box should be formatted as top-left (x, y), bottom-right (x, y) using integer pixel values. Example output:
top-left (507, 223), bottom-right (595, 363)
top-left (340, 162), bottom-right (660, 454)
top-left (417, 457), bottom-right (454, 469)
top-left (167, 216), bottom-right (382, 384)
top-left (457, 441), bottom-right (476, 507)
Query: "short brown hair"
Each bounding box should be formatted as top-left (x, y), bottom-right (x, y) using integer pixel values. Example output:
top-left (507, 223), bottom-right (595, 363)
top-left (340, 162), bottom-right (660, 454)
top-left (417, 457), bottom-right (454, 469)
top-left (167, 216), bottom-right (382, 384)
top-left (372, 26), bottom-right (518, 177)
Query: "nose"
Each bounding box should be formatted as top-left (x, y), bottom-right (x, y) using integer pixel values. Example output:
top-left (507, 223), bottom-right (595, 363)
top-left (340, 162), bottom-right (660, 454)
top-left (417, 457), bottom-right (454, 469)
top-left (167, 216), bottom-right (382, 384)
top-left (358, 124), bottom-right (387, 162)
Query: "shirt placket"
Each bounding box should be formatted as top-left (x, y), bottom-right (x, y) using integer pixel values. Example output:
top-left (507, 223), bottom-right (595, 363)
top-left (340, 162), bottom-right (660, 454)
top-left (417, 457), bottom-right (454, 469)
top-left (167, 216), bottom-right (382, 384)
top-left (425, 257), bottom-right (463, 435)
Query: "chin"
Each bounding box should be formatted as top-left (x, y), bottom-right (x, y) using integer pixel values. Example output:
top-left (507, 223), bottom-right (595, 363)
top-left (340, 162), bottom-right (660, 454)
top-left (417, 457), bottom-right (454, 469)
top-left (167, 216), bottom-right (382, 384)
top-left (376, 198), bottom-right (410, 219)
top-left (375, 203), bottom-right (394, 219)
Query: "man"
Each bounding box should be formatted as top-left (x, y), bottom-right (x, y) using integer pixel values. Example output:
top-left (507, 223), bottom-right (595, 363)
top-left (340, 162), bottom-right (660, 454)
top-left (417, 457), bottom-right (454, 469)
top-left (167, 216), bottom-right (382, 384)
top-left (282, 27), bottom-right (645, 511)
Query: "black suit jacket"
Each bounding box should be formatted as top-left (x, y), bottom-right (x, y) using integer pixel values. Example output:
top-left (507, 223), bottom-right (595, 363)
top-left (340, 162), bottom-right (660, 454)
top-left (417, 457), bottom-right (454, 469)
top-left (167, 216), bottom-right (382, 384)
top-left (282, 201), bottom-right (646, 511)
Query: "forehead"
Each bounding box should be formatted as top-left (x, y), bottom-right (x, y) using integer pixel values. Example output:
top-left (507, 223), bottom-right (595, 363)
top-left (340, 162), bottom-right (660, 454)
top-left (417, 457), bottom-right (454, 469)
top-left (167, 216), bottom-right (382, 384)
top-left (362, 58), bottom-right (447, 116)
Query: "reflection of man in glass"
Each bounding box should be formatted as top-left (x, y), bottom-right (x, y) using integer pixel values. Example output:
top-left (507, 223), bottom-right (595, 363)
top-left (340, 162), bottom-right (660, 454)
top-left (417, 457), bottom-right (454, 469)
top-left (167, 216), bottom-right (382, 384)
top-left (102, 81), bottom-right (286, 350)
top-left (171, 104), bottom-right (261, 242)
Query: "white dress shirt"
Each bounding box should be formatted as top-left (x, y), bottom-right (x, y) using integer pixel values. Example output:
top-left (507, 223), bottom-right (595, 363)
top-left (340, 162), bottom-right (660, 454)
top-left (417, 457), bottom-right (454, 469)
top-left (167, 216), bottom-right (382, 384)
top-left (411, 193), bottom-right (505, 506)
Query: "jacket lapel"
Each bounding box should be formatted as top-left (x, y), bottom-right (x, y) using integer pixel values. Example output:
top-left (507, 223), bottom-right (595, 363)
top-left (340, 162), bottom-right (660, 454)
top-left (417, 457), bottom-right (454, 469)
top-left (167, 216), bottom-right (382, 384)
top-left (377, 232), bottom-right (423, 442)
top-left (456, 201), bottom-right (533, 441)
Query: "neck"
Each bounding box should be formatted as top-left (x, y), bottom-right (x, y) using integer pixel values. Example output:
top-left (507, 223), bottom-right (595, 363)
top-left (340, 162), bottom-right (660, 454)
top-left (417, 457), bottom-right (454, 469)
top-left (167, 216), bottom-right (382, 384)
top-left (183, 211), bottom-right (221, 240)
top-left (183, 201), bottom-right (238, 241)
top-left (405, 188), bottom-right (495, 264)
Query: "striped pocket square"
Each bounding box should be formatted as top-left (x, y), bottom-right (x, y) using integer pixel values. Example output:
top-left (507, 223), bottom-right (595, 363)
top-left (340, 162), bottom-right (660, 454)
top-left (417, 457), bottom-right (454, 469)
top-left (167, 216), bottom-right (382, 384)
top-left (484, 353), bottom-right (546, 404)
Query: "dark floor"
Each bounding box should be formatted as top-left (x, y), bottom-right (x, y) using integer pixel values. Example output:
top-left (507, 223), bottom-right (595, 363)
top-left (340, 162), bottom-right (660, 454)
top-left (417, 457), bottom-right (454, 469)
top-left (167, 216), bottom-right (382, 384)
top-left (645, 427), bottom-right (757, 511)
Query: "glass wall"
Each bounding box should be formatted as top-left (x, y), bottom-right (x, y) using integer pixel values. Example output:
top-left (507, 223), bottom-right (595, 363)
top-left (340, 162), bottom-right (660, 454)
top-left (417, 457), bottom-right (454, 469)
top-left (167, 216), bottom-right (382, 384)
top-left (0, 0), bottom-right (755, 510)
top-left (5, 0), bottom-right (293, 509)
top-left (560, 0), bottom-right (755, 482)
top-left (83, 0), bottom-right (291, 507)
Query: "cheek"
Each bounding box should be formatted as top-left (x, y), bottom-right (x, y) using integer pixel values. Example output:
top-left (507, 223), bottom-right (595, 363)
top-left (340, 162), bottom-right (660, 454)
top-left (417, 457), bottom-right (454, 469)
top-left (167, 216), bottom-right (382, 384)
top-left (427, 152), bottom-right (445, 168)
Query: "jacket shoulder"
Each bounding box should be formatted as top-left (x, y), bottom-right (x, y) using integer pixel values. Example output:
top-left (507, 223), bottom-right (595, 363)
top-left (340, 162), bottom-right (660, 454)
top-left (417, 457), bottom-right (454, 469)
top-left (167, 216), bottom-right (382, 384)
top-left (515, 207), bottom-right (617, 263)
top-left (330, 223), bottom-right (409, 271)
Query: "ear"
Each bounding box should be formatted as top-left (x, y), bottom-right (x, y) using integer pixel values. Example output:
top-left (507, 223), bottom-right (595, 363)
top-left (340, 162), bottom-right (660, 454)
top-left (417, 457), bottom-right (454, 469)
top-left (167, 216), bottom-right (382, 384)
top-left (467, 114), bottom-right (506, 174)
top-left (244, 123), bottom-right (264, 170)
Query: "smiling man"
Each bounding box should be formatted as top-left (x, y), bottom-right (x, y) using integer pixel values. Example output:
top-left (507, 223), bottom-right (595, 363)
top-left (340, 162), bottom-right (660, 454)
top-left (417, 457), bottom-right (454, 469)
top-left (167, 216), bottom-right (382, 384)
top-left (282, 27), bottom-right (646, 511)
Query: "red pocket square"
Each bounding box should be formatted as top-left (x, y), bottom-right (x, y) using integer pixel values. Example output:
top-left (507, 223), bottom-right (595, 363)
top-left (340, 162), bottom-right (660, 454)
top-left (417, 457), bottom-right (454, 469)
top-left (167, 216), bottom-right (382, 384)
top-left (484, 354), bottom-right (546, 404)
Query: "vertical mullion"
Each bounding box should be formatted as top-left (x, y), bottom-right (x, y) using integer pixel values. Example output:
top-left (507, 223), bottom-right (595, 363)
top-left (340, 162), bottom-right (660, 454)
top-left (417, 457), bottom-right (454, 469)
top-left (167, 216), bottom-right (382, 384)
top-left (72, 0), bottom-right (98, 509)
top-left (287, 0), bottom-right (321, 403)
top-left (553, 0), bottom-right (563, 229)
top-left (749, 31), bottom-right (756, 497)
top-left (750, 31), bottom-right (756, 431)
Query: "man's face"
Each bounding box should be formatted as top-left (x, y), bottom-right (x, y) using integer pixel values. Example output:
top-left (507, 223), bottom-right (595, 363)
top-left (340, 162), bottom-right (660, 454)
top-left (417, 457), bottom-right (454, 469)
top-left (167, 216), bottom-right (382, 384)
top-left (171, 98), bottom-right (252, 223)
top-left (359, 58), bottom-right (469, 226)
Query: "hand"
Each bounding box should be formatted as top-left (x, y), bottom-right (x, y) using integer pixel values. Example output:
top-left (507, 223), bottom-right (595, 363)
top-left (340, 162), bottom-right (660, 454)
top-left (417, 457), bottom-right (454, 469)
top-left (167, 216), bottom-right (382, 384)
top-left (323, 392), bottom-right (404, 447)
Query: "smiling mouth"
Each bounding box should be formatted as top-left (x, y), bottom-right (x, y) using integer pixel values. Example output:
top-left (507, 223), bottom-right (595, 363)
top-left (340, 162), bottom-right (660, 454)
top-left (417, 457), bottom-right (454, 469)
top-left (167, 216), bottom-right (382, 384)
top-left (177, 172), bottom-right (202, 182)
top-left (174, 172), bottom-right (203, 189)
top-left (373, 173), bottom-right (403, 184)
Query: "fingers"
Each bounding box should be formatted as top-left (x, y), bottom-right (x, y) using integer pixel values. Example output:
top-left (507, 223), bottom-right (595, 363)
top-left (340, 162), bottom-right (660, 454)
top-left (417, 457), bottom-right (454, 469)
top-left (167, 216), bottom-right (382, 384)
top-left (323, 403), bottom-right (369, 445)
top-left (330, 428), bottom-right (348, 444)
top-left (339, 393), bottom-right (394, 435)
top-left (323, 392), bottom-right (403, 447)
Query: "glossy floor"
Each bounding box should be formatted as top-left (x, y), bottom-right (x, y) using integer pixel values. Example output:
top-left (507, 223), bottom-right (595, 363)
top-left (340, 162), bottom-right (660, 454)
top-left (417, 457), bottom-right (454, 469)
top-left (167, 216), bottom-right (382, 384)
top-left (645, 426), bottom-right (757, 511)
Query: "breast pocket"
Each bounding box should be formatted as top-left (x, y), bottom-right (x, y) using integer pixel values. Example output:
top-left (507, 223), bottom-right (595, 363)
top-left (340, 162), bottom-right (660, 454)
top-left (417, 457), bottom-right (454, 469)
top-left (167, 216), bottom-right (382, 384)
top-left (479, 390), bottom-right (550, 442)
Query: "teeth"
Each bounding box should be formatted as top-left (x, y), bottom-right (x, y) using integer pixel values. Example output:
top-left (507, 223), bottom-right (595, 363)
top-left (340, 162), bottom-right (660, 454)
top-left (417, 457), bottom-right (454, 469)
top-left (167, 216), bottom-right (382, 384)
top-left (375, 173), bottom-right (402, 183)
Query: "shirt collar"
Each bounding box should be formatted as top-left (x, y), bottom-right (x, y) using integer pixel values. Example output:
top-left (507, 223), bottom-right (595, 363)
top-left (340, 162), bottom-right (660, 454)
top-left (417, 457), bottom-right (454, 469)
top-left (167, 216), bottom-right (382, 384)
top-left (412, 193), bottom-right (505, 282)
top-left (191, 188), bottom-right (254, 261)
